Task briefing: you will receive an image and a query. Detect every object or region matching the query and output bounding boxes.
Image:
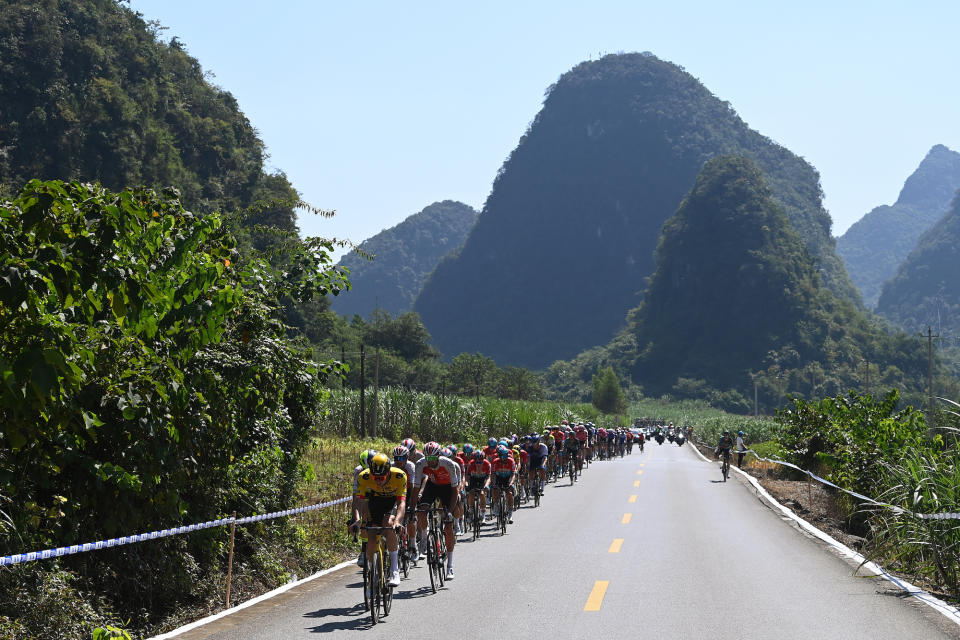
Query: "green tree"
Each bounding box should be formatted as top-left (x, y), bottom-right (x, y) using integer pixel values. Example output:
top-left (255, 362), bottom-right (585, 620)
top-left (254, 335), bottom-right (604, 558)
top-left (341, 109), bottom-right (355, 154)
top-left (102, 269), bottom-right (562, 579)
top-left (449, 353), bottom-right (497, 399)
top-left (592, 366), bottom-right (626, 414)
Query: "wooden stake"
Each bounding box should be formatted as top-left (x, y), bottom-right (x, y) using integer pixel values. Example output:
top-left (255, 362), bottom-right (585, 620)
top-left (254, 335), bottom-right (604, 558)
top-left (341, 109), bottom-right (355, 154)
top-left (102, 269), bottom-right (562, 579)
top-left (226, 512), bottom-right (237, 608)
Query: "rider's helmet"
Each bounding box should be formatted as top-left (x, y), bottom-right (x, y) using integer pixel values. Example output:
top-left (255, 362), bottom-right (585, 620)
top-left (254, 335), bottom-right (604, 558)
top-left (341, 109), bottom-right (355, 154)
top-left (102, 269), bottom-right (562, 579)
top-left (359, 449), bottom-right (377, 469)
top-left (723, 430), bottom-right (731, 436)
top-left (369, 453), bottom-right (391, 477)
top-left (423, 441), bottom-right (442, 457)
top-left (402, 438), bottom-right (416, 453)
top-left (441, 446), bottom-right (453, 458)
top-left (474, 451), bottom-right (486, 462)
top-left (393, 445), bottom-right (409, 462)
top-left (496, 445), bottom-right (510, 459)
top-left (738, 431), bottom-right (745, 436)
top-left (499, 439), bottom-right (509, 448)
top-left (462, 443), bottom-right (475, 456)
top-left (448, 445), bottom-right (458, 457)
top-left (488, 437), bottom-right (497, 448)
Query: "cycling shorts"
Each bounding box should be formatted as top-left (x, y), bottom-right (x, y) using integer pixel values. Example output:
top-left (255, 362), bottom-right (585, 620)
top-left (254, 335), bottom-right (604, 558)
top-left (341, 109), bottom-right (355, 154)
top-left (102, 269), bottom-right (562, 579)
top-left (367, 496), bottom-right (399, 526)
top-left (493, 475), bottom-right (514, 491)
top-left (529, 456), bottom-right (546, 470)
top-left (420, 482), bottom-right (454, 510)
top-left (468, 476), bottom-right (487, 492)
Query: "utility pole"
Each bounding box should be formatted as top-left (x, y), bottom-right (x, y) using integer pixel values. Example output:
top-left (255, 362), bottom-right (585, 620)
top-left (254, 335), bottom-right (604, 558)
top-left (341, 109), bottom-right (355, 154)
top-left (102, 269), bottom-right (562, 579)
top-left (372, 347), bottom-right (380, 438)
top-left (359, 343), bottom-right (366, 437)
top-left (925, 327), bottom-right (939, 433)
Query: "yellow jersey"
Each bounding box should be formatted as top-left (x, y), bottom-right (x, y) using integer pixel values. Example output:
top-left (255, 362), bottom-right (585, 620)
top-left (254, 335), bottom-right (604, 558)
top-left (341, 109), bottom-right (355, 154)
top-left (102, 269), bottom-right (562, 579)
top-left (355, 467), bottom-right (408, 500)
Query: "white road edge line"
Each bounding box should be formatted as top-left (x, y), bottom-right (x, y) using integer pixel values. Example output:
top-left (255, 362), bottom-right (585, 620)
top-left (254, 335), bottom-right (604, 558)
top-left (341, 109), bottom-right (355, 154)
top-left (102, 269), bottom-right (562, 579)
top-left (688, 443), bottom-right (960, 628)
top-left (145, 558), bottom-right (356, 640)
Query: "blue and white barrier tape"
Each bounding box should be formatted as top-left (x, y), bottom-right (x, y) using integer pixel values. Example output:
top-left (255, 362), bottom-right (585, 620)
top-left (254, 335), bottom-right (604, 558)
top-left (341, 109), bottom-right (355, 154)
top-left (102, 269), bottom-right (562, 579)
top-left (721, 445), bottom-right (960, 521)
top-left (234, 497), bottom-right (351, 525)
top-left (0, 496), bottom-right (351, 567)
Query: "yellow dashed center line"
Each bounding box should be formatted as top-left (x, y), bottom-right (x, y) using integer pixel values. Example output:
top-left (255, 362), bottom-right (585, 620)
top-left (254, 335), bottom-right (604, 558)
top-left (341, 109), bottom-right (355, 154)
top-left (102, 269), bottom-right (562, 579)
top-left (628, 494), bottom-right (637, 503)
top-left (608, 538), bottom-right (624, 553)
top-left (636, 469), bottom-right (644, 475)
top-left (633, 480), bottom-right (640, 487)
top-left (584, 581), bottom-right (609, 611)
top-left (622, 513), bottom-right (632, 524)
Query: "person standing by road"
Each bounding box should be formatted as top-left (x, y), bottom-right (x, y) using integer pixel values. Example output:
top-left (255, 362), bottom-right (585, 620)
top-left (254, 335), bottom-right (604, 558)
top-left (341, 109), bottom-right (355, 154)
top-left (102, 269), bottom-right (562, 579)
top-left (735, 430), bottom-right (747, 468)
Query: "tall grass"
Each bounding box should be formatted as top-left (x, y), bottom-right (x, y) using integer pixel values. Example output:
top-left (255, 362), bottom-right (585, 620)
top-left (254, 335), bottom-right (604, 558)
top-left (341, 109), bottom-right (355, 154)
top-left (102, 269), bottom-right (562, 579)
top-left (317, 388), bottom-right (598, 443)
top-left (866, 447), bottom-right (960, 599)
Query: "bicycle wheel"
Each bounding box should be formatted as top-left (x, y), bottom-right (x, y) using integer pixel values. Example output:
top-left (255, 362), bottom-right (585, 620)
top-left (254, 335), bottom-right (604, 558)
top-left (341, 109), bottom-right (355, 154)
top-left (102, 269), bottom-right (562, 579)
top-left (382, 562), bottom-right (393, 617)
top-left (361, 552), bottom-right (370, 611)
top-left (533, 481), bottom-right (540, 507)
top-left (436, 528), bottom-right (446, 587)
top-left (370, 551), bottom-right (381, 625)
top-left (426, 531), bottom-right (438, 593)
top-left (722, 459), bottom-right (729, 482)
top-left (498, 494), bottom-right (507, 535)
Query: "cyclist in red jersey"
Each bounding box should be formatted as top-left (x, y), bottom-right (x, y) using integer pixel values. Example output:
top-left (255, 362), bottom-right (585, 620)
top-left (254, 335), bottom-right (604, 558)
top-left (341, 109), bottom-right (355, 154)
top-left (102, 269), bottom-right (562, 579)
top-left (415, 442), bottom-right (462, 580)
top-left (465, 451), bottom-right (491, 522)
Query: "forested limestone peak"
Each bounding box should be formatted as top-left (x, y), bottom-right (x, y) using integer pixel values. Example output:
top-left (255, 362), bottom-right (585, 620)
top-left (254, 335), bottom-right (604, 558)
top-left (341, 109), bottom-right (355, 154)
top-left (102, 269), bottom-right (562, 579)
top-left (629, 156), bottom-right (821, 393)
top-left (837, 144), bottom-right (960, 307)
top-left (414, 52), bottom-right (859, 369)
top-left (332, 201), bottom-right (477, 318)
top-left (877, 192), bottom-right (960, 335)
top-left (0, 0), bottom-right (298, 229)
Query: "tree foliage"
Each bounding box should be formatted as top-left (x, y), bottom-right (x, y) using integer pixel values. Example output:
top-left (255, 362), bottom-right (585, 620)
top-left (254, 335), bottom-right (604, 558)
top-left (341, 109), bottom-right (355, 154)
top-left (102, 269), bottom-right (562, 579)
top-left (592, 366), bottom-right (626, 415)
top-left (0, 180), bottom-right (347, 627)
top-left (333, 201), bottom-right (476, 318)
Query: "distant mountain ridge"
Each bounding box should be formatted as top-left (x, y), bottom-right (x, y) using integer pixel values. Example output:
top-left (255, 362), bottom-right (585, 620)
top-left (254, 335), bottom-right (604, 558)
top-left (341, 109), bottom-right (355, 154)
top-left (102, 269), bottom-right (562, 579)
top-left (333, 201), bottom-right (477, 318)
top-left (876, 192), bottom-right (960, 335)
top-left (837, 145), bottom-right (960, 308)
top-left (414, 52), bottom-right (859, 369)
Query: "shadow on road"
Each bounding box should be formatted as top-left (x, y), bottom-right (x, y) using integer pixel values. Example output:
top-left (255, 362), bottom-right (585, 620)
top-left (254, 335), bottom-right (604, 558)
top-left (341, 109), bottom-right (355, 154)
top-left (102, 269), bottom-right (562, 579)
top-left (393, 585), bottom-right (438, 599)
top-left (304, 604), bottom-right (370, 633)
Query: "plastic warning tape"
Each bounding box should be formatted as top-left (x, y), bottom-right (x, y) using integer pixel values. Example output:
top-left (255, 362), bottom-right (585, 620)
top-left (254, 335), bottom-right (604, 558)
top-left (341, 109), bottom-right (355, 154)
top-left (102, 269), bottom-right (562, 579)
top-left (0, 496), bottom-right (351, 566)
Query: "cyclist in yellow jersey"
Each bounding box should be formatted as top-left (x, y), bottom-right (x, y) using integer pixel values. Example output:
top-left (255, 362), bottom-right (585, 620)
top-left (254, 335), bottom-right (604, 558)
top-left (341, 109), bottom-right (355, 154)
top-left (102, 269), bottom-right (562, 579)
top-left (355, 453), bottom-right (407, 587)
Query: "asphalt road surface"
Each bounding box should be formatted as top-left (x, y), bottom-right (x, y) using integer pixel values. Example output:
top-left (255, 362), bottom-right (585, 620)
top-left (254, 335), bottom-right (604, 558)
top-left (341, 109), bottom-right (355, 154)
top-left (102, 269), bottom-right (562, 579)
top-left (166, 442), bottom-right (960, 639)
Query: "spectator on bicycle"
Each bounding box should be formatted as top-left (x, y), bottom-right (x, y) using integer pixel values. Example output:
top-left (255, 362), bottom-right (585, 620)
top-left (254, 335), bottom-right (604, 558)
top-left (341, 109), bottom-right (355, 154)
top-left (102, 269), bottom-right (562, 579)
top-left (736, 431), bottom-right (748, 468)
top-left (355, 453), bottom-right (407, 588)
top-left (715, 431), bottom-right (734, 459)
top-left (415, 441), bottom-right (462, 580)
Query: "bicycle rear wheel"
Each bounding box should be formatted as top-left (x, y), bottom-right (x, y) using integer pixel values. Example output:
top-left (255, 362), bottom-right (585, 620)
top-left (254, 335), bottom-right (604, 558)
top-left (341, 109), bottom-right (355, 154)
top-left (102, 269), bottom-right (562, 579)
top-left (426, 531), bottom-right (438, 593)
top-left (370, 552), bottom-right (381, 625)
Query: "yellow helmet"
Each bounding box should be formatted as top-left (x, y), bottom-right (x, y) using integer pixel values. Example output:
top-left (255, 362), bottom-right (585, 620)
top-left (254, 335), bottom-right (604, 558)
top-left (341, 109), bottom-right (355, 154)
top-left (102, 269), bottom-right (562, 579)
top-left (370, 453), bottom-right (390, 476)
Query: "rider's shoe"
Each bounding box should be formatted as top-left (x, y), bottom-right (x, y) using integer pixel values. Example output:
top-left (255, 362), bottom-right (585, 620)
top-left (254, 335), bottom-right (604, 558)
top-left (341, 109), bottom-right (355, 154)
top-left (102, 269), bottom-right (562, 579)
top-left (445, 566), bottom-right (454, 580)
top-left (507, 512), bottom-right (513, 524)
top-left (387, 571), bottom-right (400, 588)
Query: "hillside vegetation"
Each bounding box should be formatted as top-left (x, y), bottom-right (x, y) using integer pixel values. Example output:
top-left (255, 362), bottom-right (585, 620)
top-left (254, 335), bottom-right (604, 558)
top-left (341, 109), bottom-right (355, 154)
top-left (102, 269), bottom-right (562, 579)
top-left (545, 157), bottom-right (957, 413)
top-left (332, 200), bottom-right (476, 319)
top-left (415, 52), bottom-right (860, 369)
top-left (837, 145), bottom-right (960, 307)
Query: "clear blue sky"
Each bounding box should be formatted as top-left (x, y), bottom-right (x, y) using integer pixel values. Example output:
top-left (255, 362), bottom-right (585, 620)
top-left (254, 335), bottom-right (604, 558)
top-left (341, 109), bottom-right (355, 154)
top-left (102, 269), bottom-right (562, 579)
top-left (130, 0), bottom-right (960, 258)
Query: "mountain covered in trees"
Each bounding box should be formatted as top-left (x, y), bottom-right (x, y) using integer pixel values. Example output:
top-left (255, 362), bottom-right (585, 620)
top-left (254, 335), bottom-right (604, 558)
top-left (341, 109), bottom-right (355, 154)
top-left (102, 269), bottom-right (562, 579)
top-left (545, 157), bottom-right (951, 412)
top-left (332, 201), bottom-right (477, 318)
top-left (836, 145), bottom-right (960, 307)
top-left (414, 53), bottom-right (859, 369)
top-left (0, 0), bottom-right (299, 231)
top-left (876, 192), bottom-right (960, 336)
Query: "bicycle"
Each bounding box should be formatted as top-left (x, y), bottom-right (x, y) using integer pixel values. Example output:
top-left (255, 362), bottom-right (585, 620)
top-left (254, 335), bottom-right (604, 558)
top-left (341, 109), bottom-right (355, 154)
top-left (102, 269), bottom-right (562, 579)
top-left (567, 451), bottom-right (577, 484)
top-left (528, 473), bottom-right (541, 508)
top-left (719, 448), bottom-right (731, 482)
top-left (495, 487), bottom-right (508, 535)
top-left (359, 525), bottom-right (394, 624)
top-left (416, 503), bottom-right (447, 593)
top-left (468, 487), bottom-right (484, 541)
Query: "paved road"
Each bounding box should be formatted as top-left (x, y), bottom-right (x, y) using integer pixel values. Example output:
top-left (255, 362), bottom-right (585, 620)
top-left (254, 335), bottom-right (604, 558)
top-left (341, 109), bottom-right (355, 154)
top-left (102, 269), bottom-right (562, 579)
top-left (168, 442), bottom-right (959, 639)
